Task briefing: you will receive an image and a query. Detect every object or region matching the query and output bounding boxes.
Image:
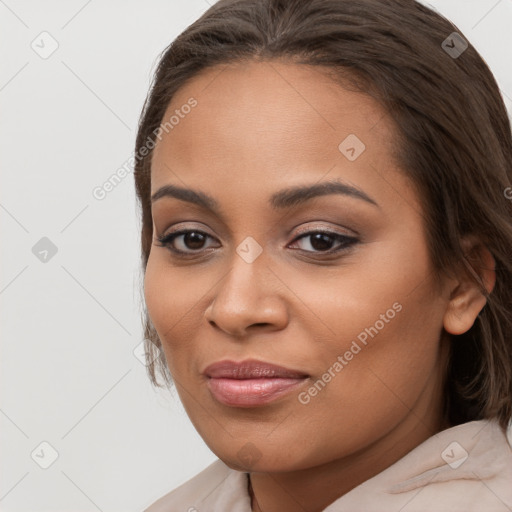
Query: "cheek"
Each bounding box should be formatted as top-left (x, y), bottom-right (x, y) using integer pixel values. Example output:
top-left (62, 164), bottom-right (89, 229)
top-left (287, 296), bottom-right (444, 465)
top-left (144, 256), bottom-right (178, 331)
top-left (289, 239), bottom-right (444, 413)
top-left (144, 252), bottom-right (209, 323)
top-left (143, 253), bottom-right (220, 374)
top-left (144, 256), bottom-right (193, 358)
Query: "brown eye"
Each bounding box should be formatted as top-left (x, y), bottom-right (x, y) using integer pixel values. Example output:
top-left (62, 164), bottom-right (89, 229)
top-left (289, 231), bottom-right (358, 254)
top-left (180, 231), bottom-right (208, 250)
top-left (156, 229), bottom-right (219, 255)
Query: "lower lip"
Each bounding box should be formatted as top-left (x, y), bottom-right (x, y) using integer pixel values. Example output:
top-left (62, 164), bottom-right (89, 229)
top-left (207, 377), bottom-right (308, 407)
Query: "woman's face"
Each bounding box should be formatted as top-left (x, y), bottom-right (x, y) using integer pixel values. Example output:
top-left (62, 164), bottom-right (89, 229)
top-left (144, 60), bottom-right (453, 472)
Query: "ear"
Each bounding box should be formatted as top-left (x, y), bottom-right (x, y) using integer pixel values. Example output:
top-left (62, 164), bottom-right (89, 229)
top-left (443, 237), bottom-right (496, 336)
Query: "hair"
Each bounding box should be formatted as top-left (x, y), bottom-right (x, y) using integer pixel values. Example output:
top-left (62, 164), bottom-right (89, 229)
top-left (133, 0), bottom-right (512, 430)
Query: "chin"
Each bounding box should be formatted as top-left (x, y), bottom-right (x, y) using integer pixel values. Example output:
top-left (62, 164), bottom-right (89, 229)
top-left (215, 443), bottom-right (316, 473)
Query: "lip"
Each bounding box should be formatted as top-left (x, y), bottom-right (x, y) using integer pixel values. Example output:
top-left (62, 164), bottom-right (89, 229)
top-left (203, 359), bottom-right (309, 407)
top-left (203, 359), bottom-right (309, 379)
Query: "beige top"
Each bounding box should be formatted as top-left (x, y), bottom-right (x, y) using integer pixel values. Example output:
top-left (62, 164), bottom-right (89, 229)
top-left (144, 419), bottom-right (512, 511)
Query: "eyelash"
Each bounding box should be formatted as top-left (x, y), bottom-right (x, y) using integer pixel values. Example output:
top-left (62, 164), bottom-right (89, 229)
top-left (155, 228), bottom-right (359, 258)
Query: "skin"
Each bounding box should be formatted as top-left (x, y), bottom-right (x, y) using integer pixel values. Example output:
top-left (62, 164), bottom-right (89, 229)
top-left (144, 59), bottom-right (495, 512)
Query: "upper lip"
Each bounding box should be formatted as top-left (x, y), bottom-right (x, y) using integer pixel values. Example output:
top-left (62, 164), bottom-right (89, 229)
top-left (203, 359), bottom-right (309, 379)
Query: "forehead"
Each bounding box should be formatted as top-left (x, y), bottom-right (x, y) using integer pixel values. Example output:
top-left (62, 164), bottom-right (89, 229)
top-left (150, 59), bottom-right (406, 208)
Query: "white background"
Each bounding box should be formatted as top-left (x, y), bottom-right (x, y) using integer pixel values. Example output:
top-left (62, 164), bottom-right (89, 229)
top-left (1, 1), bottom-right (511, 511)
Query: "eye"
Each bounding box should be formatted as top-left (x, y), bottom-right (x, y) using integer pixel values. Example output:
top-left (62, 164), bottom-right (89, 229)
top-left (156, 229), bottom-right (219, 255)
top-left (155, 227), bottom-right (359, 258)
top-left (288, 230), bottom-right (358, 254)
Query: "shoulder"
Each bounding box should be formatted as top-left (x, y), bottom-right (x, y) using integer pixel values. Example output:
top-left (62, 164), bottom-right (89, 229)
top-left (329, 419), bottom-right (512, 512)
top-left (143, 458), bottom-right (251, 512)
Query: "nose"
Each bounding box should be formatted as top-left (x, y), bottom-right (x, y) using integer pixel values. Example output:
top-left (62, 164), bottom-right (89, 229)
top-left (204, 249), bottom-right (289, 338)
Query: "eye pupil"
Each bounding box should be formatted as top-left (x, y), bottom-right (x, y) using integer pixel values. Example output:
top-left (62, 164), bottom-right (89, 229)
top-left (184, 231), bottom-right (206, 249)
top-left (310, 233), bottom-right (334, 251)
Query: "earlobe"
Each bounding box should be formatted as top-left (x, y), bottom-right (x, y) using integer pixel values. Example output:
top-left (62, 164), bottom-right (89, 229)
top-left (443, 239), bottom-right (496, 336)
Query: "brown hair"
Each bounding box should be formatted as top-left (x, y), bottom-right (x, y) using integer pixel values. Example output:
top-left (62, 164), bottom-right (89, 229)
top-left (134, 0), bottom-right (512, 430)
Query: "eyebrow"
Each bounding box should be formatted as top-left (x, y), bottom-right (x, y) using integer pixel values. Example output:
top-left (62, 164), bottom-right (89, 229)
top-left (150, 179), bottom-right (379, 214)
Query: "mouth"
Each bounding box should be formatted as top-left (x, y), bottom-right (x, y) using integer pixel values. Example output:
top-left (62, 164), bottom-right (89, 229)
top-left (203, 359), bottom-right (310, 407)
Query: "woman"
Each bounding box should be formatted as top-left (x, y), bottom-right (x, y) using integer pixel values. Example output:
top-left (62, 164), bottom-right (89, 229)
top-left (135, 0), bottom-right (512, 510)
